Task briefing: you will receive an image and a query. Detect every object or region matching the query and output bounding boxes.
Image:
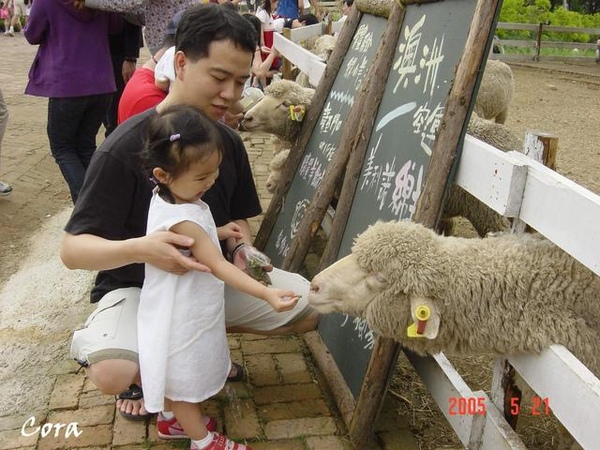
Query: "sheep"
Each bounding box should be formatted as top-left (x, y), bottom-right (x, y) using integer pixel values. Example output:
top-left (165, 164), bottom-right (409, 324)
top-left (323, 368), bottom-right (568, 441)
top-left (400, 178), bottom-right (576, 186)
top-left (308, 220), bottom-right (600, 377)
top-left (240, 80), bottom-right (315, 144)
top-left (474, 59), bottom-right (514, 124)
top-left (296, 34), bottom-right (338, 88)
top-left (311, 34), bottom-right (337, 62)
top-left (266, 149), bottom-right (290, 193)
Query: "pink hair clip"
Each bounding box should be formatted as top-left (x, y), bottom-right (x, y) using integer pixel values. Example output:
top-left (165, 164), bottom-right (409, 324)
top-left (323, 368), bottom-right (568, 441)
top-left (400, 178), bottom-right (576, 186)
top-left (169, 134), bottom-right (181, 142)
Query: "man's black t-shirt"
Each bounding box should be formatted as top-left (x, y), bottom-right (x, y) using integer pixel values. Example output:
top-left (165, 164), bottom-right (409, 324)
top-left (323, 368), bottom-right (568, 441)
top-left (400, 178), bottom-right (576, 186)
top-left (65, 109), bottom-right (262, 303)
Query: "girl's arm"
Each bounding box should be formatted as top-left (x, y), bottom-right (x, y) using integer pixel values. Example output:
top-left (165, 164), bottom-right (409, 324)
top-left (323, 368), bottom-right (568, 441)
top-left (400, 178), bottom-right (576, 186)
top-left (172, 220), bottom-right (299, 312)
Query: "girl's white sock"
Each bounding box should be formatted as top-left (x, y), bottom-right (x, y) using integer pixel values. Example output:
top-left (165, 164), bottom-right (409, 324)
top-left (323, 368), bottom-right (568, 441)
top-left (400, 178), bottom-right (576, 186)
top-left (161, 410), bottom-right (175, 420)
top-left (191, 431), bottom-right (213, 449)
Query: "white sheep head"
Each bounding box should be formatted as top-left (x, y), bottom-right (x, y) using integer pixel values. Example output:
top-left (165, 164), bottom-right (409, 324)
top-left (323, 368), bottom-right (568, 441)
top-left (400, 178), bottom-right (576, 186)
top-left (240, 80), bottom-right (315, 143)
top-left (309, 221), bottom-right (600, 365)
top-left (309, 221), bottom-right (446, 350)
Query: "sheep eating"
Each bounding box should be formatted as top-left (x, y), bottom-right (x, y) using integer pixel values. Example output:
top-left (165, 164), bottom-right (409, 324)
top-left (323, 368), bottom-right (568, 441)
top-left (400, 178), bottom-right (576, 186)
top-left (308, 221), bottom-right (600, 376)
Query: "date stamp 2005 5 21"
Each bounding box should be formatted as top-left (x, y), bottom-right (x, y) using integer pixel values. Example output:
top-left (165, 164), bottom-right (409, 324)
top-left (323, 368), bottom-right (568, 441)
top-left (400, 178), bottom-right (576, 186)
top-left (448, 396), bottom-right (551, 416)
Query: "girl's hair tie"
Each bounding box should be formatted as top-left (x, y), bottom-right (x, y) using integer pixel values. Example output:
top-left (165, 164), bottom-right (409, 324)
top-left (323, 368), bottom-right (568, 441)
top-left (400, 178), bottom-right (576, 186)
top-left (169, 133), bottom-right (181, 142)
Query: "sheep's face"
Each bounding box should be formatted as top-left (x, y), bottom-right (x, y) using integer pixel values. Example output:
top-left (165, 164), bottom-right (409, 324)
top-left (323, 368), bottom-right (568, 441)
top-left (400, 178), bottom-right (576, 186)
top-left (241, 96), bottom-right (291, 136)
top-left (266, 150), bottom-right (290, 193)
top-left (308, 255), bottom-right (387, 317)
top-left (265, 171), bottom-right (280, 193)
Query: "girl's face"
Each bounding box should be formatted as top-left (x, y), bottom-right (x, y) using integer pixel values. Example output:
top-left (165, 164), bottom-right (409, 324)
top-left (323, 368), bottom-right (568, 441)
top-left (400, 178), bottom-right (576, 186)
top-left (155, 150), bottom-right (222, 204)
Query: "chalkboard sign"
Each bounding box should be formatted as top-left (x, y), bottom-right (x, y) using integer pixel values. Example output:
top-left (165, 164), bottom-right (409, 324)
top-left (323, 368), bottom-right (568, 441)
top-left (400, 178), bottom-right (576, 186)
top-left (318, 0), bottom-right (481, 399)
top-left (262, 13), bottom-right (387, 267)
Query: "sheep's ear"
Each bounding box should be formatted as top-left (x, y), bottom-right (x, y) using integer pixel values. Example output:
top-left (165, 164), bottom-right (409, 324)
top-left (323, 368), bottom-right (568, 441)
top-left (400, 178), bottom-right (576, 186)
top-left (406, 296), bottom-right (440, 340)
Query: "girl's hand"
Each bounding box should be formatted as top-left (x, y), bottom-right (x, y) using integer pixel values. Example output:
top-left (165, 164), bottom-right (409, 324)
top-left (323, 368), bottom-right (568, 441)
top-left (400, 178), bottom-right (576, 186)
top-left (263, 288), bottom-right (300, 313)
top-left (218, 222), bottom-right (243, 241)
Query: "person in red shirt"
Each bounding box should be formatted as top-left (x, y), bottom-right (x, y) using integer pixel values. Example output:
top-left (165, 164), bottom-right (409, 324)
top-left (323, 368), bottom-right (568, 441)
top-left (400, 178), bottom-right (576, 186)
top-left (117, 20), bottom-right (176, 124)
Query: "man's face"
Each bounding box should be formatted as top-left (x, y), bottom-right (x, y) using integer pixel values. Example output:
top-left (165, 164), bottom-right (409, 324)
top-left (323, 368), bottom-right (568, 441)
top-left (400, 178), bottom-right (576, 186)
top-left (173, 40), bottom-right (252, 121)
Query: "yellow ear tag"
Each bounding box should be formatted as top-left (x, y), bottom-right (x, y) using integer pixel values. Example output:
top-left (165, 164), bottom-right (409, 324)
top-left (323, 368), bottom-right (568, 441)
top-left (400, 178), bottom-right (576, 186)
top-left (407, 305), bottom-right (430, 338)
top-left (289, 105), bottom-right (306, 122)
top-left (406, 298), bottom-right (440, 339)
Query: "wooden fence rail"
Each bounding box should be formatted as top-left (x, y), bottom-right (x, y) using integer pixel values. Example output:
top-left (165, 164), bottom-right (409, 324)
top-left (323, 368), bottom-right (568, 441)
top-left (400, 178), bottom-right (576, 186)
top-left (495, 22), bottom-right (600, 63)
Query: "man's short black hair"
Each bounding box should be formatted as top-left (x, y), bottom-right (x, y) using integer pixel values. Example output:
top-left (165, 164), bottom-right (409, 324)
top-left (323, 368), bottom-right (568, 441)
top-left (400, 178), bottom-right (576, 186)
top-left (344, 0), bottom-right (354, 6)
top-left (175, 4), bottom-right (257, 60)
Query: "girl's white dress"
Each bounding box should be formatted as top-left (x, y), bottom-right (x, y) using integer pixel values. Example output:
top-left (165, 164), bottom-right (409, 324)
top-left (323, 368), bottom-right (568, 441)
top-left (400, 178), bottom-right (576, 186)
top-left (138, 192), bottom-right (230, 413)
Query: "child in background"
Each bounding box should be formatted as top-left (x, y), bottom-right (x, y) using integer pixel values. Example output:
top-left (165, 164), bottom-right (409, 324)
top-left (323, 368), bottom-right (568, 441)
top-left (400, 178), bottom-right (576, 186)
top-left (138, 105), bottom-right (300, 450)
top-left (154, 45), bottom-right (176, 92)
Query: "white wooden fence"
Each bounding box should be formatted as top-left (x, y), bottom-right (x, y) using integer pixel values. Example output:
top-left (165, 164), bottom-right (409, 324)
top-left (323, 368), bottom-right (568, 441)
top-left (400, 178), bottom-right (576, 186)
top-left (270, 31), bottom-right (600, 449)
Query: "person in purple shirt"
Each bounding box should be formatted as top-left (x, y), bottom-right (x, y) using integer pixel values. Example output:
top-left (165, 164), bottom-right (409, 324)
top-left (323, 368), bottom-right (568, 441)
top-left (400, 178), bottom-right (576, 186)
top-left (24, 0), bottom-right (122, 203)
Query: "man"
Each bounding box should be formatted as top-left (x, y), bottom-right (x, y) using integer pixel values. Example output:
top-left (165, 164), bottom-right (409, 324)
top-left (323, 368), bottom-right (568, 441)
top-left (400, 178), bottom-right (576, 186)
top-left (61, 4), bottom-right (319, 433)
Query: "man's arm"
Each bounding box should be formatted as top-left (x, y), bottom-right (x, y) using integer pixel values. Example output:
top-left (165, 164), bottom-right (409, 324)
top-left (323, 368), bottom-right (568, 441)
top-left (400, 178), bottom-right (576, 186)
top-left (78, 0), bottom-right (146, 15)
top-left (60, 231), bottom-right (210, 274)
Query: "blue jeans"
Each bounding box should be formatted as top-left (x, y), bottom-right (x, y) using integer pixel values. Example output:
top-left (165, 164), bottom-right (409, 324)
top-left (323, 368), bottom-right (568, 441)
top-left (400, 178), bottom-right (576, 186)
top-left (47, 94), bottom-right (111, 203)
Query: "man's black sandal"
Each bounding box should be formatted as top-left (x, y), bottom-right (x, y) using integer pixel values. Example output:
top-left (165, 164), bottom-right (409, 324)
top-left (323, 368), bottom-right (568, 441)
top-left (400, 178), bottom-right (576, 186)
top-left (116, 384), bottom-right (152, 421)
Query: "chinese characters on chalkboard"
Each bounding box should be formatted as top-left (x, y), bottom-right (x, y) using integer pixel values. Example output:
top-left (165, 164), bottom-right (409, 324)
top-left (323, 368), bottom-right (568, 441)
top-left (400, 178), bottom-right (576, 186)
top-left (264, 15), bottom-right (387, 266)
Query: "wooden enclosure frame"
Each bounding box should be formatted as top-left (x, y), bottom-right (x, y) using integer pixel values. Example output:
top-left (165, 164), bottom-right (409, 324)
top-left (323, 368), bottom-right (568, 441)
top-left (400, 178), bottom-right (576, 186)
top-left (254, 0), bottom-right (504, 447)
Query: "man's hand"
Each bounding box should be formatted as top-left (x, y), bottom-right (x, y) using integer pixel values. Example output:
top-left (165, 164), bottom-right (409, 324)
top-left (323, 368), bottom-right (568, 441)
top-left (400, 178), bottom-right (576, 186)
top-left (73, 0), bottom-right (86, 10)
top-left (232, 244), bottom-right (273, 285)
top-left (136, 231), bottom-right (211, 275)
top-left (217, 222), bottom-right (243, 241)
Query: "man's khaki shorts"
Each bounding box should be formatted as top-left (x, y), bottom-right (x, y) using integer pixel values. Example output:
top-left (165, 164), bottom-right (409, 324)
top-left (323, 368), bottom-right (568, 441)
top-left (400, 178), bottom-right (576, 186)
top-left (70, 268), bottom-right (313, 367)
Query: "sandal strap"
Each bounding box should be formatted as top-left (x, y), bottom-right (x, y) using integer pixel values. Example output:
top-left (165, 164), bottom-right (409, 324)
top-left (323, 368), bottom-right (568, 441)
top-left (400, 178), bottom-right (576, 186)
top-left (117, 384), bottom-right (143, 400)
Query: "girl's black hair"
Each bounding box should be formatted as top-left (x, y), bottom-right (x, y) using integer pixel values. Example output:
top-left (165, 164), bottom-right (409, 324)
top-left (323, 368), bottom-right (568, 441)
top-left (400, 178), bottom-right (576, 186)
top-left (141, 105), bottom-right (224, 202)
top-left (261, 0), bottom-right (275, 15)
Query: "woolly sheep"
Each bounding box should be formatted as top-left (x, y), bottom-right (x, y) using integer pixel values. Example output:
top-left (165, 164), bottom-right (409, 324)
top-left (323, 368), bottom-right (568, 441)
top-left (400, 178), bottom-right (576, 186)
top-left (311, 34), bottom-right (337, 62)
top-left (240, 80), bottom-right (315, 143)
top-left (266, 149), bottom-right (290, 193)
top-left (474, 59), bottom-right (514, 124)
top-left (308, 220), bottom-right (600, 376)
top-left (296, 34), bottom-right (338, 88)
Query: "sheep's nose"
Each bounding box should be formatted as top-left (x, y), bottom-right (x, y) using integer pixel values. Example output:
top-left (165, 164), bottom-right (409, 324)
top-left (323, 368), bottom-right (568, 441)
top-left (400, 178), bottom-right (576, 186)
top-left (309, 281), bottom-right (319, 294)
top-left (266, 181), bottom-right (275, 193)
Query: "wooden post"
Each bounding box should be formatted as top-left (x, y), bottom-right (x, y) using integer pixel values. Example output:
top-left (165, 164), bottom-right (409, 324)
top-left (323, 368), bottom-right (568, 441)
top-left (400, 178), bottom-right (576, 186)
top-left (349, 1), bottom-right (503, 448)
top-left (282, 2), bottom-right (406, 273)
top-left (414, 0), bottom-right (502, 229)
top-left (535, 22), bottom-right (543, 62)
top-left (491, 359), bottom-right (522, 429)
top-left (511, 131), bottom-right (559, 233)
top-left (523, 131), bottom-right (558, 170)
top-left (253, 5), bottom-right (362, 250)
top-left (282, 28), bottom-right (293, 80)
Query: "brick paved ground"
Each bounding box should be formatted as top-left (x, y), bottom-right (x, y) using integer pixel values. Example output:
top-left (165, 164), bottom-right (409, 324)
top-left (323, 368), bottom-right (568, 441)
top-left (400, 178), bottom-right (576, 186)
top-left (0, 32), bottom-right (419, 450)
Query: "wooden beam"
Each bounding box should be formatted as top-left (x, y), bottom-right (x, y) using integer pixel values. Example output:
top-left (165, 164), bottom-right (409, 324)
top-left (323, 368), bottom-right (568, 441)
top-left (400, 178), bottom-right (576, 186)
top-left (253, 5), bottom-right (363, 250)
top-left (283, 1), bottom-right (406, 273)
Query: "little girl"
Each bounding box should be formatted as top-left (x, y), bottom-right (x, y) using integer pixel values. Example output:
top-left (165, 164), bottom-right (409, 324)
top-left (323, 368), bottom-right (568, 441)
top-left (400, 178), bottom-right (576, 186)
top-left (138, 105), bottom-right (300, 450)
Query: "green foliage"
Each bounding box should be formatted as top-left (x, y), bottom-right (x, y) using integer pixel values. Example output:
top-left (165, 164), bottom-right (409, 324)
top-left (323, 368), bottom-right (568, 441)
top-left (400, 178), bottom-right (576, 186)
top-left (499, 0), bottom-right (600, 43)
